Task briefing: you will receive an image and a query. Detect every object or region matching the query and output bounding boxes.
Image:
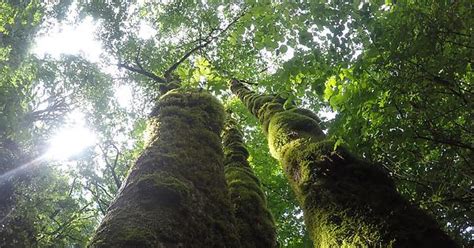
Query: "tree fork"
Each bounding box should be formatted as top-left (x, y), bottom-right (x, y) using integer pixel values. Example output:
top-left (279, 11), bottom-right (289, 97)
top-left (222, 113), bottom-right (277, 248)
top-left (230, 79), bottom-right (457, 247)
top-left (90, 89), bottom-right (240, 247)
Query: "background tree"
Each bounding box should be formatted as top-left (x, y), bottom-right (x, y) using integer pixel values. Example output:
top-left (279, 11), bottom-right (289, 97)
top-left (0, 0), bottom-right (472, 247)
top-left (0, 1), bottom-right (131, 246)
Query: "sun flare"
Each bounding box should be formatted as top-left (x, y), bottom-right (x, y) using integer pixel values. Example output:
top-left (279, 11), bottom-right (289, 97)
top-left (46, 111), bottom-right (97, 160)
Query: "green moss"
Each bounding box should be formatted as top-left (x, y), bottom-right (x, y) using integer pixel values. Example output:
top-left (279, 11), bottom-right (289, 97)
top-left (249, 95), bottom-right (273, 116)
top-left (258, 102), bottom-right (284, 133)
top-left (230, 79), bottom-right (457, 248)
top-left (157, 88), bottom-right (225, 129)
top-left (91, 89), bottom-right (240, 247)
top-left (224, 166), bottom-right (260, 186)
top-left (222, 114), bottom-right (277, 248)
top-left (134, 172), bottom-right (191, 207)
top-left (119, 227), bottom-right (156, 247)
top-left (266, 109), bottom-right (324, 159)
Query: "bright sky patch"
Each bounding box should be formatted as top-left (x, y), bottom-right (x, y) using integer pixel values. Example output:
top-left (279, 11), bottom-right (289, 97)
top-left (46, 111), bottom-right (97, 160)
top-left (33, 16), bottom-right (102, 62)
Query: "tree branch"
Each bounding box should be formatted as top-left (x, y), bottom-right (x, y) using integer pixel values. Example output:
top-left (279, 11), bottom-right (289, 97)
top-left (117, 63), bottom-right (167, 84)
top-left (99, 144), bottom-right (122, 190)
top-left (39, 202), bottom-right (92, 241)
top-left (119, 7), bottom-right (247, 91)
top-left (163, 8), bottom-right (248, 80)
top-left (413, 132), bottom-right (474, 151)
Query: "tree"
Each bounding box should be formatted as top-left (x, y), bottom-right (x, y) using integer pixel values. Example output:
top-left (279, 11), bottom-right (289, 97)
top-left (1, 0), bottom-right (471, 247)
top-left (223, 113), bottom-right (277, 247)
top-left (91, 89), bottom-right (241, 247)
top-left (1, 1), bottom-right (117, 246)
top-left (231, 78), bottom-right (456, 247)
top-left (322, 2), bottom-right (473, 243)
top-left (0, 1), bottom-right (66, 246)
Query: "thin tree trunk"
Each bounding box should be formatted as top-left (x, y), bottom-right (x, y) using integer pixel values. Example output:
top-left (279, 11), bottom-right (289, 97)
top-left (222, 114), bottom-right (277, 248)
top-left (90, 89), bottom-right (240, 247)
top-left (230, 79), bottom-right (457, 248)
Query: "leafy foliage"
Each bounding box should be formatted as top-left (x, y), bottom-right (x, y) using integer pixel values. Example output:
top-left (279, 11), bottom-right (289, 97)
top-left (0, 0), bottom-right (472, 247)
top-left (324, 2), bottom-right (473, 243)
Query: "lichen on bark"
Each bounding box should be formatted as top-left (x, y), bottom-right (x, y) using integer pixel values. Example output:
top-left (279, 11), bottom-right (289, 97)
top-left (222, 114), bottom-right (277, 248)
top-left (230, 79), bottom-right (458, 248)
top-left (90, 89), bottom-right (240, 247)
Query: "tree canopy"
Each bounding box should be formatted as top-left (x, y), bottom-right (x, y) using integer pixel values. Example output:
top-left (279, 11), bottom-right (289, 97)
top-left (0, 0), bottom-right (472, 247)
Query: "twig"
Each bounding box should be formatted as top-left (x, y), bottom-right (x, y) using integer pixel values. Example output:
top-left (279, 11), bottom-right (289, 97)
top-left (163, 8), bottom-right (248, 80)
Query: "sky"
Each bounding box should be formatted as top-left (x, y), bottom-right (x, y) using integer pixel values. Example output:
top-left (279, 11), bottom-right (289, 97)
top-left (18, 2), bottom-right (471, 243)
top-left (31, 3), bottom-right (336, 161)
top-left (46, 110), bottom-right (97, 161)
top-left (32, 14), bottom-right (133, 161)
top-left (34, 16), bottom-right (102, 63)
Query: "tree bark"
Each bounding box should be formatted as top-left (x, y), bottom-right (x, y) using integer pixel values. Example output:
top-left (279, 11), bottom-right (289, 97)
top-left (222, 114), bottom-right (277, 248)
top-left (230, 79), bottom-right (458, 248)
top-left (90, 89), bottom-right (240, 247)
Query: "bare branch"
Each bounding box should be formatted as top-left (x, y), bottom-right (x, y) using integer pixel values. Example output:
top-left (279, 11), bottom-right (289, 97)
top-left (413, 132), bottom-right (474, 151)
top-left (68, 177), bottom-right (77, 197)
top-left (99, 144), bottom-right (122, 189)
top-left (164, 8), bottom-right (248, 79)
top-left (120, 7), bottom-right (247, 89)
top-left (134, 47), bottom-right (145, 71)
top-left (38, 202), bottom-right (93, 241)
top-left (118, 63), bottom-right (167, 84)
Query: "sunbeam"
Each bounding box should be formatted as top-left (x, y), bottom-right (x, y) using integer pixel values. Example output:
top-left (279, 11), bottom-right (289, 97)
top-left (0, 155), bottom-right (47, 185)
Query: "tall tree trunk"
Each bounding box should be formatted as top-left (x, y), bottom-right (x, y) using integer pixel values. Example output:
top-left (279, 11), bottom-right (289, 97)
top-left (90, 89), bottom-right (240, 247)
top-left (230, 79), bottom-right (457, 248)
top-left (222, 114), bottom-right (277, 248)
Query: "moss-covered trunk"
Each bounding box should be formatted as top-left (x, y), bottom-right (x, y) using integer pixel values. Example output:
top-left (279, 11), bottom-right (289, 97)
top-left (222, 114), bottom-right (277, 248)
top-left (90, 89), bottom-right (240, 247)
top-left (230, 79), bottom-right (457, 247)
